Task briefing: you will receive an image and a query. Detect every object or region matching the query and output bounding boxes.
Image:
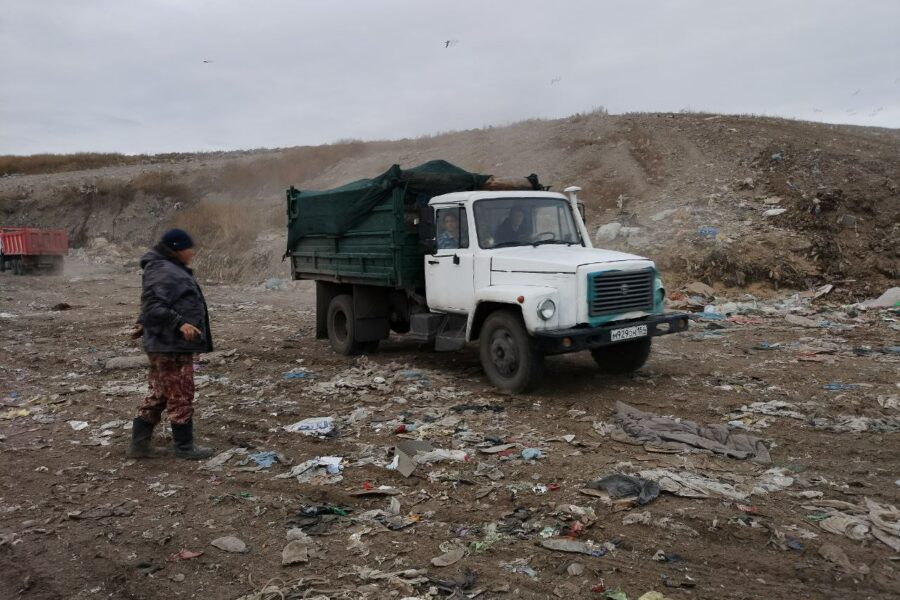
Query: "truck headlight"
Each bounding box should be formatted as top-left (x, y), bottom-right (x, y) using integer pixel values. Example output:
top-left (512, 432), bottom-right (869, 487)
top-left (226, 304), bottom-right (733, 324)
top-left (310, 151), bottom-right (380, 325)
top-left (537, 298), bottom-right (556, 321)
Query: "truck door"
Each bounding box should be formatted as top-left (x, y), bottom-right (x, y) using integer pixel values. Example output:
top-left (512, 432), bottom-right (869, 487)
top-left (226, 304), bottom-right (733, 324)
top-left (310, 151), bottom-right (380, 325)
top-left (425, 206), bottom-right (475, 313)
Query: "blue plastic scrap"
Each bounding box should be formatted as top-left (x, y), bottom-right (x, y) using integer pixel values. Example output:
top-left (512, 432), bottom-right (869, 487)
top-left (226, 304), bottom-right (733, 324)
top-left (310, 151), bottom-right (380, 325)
top-left (521, 448), bottom-right (544, 461)
top-left (691, 312), bottom-right (726, 321)
top-left (283, 370), bottom-right (312, 380)
top-left (248, 451), bottom-right (279, 469)
top-left (824, 383), bottom-right (858, 392)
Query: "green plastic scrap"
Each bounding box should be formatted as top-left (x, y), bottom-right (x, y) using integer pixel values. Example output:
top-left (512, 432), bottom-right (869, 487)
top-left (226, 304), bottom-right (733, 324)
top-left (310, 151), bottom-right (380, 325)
top-left (468, 531), bottom-right (503, 554)
top-left (805, 512), bottom-right (829, 522)
top-left (602, 590), bottom-right (628, 600)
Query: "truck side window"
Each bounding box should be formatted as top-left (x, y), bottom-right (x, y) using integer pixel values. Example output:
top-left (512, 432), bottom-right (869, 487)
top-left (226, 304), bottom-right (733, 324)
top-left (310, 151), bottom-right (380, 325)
top-left (436, 208), bottom-right (468, 250)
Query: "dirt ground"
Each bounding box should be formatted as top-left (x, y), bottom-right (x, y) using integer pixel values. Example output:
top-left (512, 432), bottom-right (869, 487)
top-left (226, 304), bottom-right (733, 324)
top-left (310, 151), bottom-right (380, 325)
top-left (1, 258), bottom-right (898, 600)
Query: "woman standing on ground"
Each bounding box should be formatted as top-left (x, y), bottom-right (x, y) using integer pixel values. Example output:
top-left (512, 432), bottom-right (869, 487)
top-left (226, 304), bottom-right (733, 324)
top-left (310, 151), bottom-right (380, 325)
top-left (127, 228), bottom-right (215, 460)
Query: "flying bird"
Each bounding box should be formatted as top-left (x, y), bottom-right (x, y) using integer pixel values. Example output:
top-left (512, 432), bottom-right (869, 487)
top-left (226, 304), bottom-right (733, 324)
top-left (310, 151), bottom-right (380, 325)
top-left (812, 108), bottom-right (823, 113)
top-left (444, 40), bottom-right (459, 48)
top-left (851, 89), bottom-right (860, 96)
top-left (550, 76), bottom-right (562, 85)
top-left (203, 60), bottom-right (213, 64)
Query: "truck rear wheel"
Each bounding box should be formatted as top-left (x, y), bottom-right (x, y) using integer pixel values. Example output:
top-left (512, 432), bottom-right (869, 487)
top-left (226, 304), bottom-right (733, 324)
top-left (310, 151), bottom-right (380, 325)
top-left (479, 310), bottom-right (544, 393)
top-left (13, 258), bottom-right (24, 275)
top-left (590, 338), bottom-right (652, 374)
top-left (327, 294), bottom-right (374, 355)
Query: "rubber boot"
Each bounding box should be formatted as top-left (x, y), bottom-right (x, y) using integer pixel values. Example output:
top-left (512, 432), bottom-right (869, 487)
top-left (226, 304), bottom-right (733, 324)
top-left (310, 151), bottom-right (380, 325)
top-left (127, 417), bottom-right (161, 458)
top-left (171, 420), bottom-right (214, 460)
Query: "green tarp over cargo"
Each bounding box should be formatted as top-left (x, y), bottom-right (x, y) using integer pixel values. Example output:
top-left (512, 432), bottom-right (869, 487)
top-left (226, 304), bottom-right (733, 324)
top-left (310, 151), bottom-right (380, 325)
top-left (285, 160), bottom-right (492, 251)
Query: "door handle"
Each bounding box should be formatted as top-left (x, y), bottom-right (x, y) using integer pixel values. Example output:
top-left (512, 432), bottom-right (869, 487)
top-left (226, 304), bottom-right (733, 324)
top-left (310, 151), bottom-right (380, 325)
top-left (428, 260), bottom-right (440, 265)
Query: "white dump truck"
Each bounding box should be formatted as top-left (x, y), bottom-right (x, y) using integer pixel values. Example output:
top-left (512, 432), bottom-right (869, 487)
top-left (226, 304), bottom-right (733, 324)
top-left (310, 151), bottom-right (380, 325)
top-left (286, 161), bottom-right (689, 392)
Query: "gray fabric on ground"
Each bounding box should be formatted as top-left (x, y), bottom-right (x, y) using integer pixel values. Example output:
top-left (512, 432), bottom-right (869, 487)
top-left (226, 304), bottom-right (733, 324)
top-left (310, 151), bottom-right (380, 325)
top-left (614, 401), bottom-right (771, 463)
top-left (588, 474), bottom-right (660, 505)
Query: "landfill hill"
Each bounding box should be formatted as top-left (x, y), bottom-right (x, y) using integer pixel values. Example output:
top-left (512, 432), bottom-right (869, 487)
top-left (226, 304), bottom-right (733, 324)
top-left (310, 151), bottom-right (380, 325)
top-left (1, 111), bottom-right (897, 295)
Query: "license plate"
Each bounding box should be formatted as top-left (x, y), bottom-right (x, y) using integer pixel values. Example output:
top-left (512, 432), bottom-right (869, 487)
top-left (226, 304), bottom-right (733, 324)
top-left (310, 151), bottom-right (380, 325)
top-left (610, 324), bottom-right (648, 342)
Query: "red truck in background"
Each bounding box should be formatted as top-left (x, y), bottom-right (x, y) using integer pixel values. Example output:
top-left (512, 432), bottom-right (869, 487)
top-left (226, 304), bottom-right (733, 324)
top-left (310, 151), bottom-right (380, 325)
top-left (0, 227), bottom-right (68, 275)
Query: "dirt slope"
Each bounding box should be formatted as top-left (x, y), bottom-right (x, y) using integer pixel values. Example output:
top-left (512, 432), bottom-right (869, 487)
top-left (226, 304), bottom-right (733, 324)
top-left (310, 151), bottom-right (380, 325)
top-left (1, 112), bottom-right (897, 293)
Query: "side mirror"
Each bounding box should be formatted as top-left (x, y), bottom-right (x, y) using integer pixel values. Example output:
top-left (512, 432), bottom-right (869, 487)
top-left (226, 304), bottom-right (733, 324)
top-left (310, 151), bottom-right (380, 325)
top-left (420, 239), bottom-right (437, 255)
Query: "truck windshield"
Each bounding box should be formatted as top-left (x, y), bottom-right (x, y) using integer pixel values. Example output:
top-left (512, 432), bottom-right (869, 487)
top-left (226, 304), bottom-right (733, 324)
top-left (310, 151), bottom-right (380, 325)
top-left (474, 197), bottom-right (583, 249)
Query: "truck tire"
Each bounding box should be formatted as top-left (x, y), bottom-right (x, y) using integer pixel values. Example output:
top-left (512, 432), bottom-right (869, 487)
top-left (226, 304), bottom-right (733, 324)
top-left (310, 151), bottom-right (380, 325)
top-left (327, 294), bottom-right (367, 355)
top-left (13, 258), bottom-right (24, 276)
top-left (479, 309), bottom-right (544, 393)
top-left (590, 338), bottom-right (652, 374)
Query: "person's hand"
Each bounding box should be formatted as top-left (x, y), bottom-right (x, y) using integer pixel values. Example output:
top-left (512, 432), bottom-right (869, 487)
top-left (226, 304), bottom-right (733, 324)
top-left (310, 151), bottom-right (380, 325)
top-left (179, 323), bottom-right (201, 341)
top-left (130, 324), bottom-right (144, 339)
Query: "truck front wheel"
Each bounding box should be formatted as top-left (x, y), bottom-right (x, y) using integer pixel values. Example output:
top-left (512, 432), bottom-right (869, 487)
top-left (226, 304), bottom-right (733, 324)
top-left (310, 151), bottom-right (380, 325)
top-left (590, 338), bottom-right (652, 374)
top-left (327, 294), bottom-right (376, 355)
top-left (479, 310), bottom-right (544, 393)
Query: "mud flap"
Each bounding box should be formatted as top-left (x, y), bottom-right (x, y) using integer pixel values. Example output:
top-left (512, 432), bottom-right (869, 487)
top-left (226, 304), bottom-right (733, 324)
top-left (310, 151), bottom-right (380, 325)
top-left (353, 285), bottom-right (390, 342)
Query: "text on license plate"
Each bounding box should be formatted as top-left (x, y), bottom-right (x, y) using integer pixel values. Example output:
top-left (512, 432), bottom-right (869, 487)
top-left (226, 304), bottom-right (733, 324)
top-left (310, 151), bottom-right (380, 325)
top-left (611, 324), bottom-right (648, 342)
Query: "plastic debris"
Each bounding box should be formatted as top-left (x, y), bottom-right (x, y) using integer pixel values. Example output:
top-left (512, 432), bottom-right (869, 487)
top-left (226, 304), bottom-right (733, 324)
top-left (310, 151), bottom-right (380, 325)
top-left (283, 416), bottom-right (335, 436)
top-left (430, 546), bottom-right (465, 567)
top-left (282, 369), bottom-right (313, 380)
top-left (824, 383), bottom-right (858, 392)
top-left (67, 420), bottom-right (89, 431)
top-left (386, 440), bottom-right (468, 477)
top-left (587, 474), bottom-right (660, 505)
top-left (275, 456), bottom-right (343, 484)
top-left (521, 448), bottom-right (544, 461)
top-left (246, 451), bottom-right (279, 469)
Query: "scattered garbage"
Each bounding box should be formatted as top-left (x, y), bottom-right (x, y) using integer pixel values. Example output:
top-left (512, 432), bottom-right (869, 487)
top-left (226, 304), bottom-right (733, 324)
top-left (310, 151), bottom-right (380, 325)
top-left (283, 416), bottom-right (335, 437)
top-left (282, 369), bottom-right (313, 380)
top-left (281, 540), bottom-right (310, 565)
top-left (587, 474), bottom-right (660, 506)
top-left (698, 226), bottom-right (719, 239)
top-left (824, 383), bottom-right (859, 392)
top-left (613, 401), bottom-right (771, 463)
top-left (430, 546), bottom-right (465, 567)
top-left (521, 448), bottom-right (544, 461)
top-left (201, 447), bottom-right (249, 471)
top-left (637, 467), bottom-right (793, 500)
top-left (211, 536), bottom-right (248, 553)
top-left (763, 208), bottom-right (787, 217)
top-left (67, 420), bottom-right (89, 431)
top-left (169, 550), bottom-right (203, 561)
top-left (386, 440), bottom-right (468, 477)
top-left (246, 451), bottom-right (279, 469)
top-left (275, 456), bottom-right (343, 484)
top-left (856, 287), bottom-right (900, 309)
top-left (500, 558), bottom-right (537, 578)
top-left (818, 543), bottom-right (869, 575)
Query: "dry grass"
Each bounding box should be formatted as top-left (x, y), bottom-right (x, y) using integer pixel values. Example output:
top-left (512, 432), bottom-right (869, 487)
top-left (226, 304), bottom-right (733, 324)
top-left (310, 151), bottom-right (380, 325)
top-left (0, 153), bottom-right (140, 175)
top-left (200, 141), bottom-right (367, 196)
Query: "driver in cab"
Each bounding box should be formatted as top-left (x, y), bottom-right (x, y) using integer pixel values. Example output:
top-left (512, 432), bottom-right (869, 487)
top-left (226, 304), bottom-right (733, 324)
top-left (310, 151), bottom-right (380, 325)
top-left (493, 206), bottom-right (529, 246)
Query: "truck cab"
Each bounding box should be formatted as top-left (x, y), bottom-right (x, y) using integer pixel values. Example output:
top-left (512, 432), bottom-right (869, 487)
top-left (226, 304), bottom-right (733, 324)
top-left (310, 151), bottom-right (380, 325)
top-left (417, 189), bottom-right (688, 391)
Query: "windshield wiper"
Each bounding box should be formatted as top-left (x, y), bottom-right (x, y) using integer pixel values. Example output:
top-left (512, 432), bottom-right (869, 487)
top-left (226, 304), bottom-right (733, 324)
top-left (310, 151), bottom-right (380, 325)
top-left (492, 241), bottom-right (524, 248)
top-left (532, 239), bottom-right (578, 247)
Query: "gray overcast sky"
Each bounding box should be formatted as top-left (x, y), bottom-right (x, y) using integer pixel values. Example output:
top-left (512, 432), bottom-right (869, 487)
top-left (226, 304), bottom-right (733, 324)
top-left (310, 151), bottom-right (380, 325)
top-left (2, 0), bottom-right (898, 155)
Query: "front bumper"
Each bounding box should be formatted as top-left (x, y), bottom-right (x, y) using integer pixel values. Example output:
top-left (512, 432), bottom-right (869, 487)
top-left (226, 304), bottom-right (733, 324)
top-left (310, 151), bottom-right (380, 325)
top-left (534, 312), bottom-right (690, 355)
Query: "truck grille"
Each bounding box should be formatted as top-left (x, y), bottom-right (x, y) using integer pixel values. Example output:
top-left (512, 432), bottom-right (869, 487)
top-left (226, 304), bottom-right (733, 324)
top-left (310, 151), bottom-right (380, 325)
top-left (589, 268), bottom-right (655, 317)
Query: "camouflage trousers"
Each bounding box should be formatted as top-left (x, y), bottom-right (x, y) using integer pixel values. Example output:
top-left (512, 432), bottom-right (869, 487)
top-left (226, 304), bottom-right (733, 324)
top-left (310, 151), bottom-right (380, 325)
top-left (138, 353), bottom-right (195, 425)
